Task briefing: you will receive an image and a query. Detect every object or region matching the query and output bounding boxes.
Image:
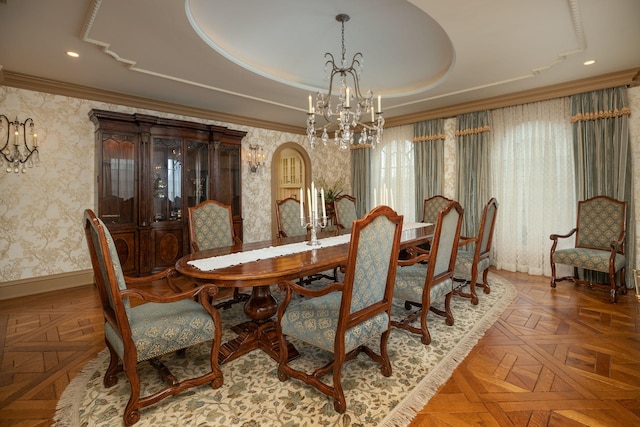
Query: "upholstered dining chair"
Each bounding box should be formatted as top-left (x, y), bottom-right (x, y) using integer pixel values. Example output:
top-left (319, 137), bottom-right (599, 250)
top-left (550, 195), bottom-right (627, 303)
top-left (188, 199), bottom-right (241, 252)
top-left (276, 205), bottom-right (404, 413)
top-left (392, 200), bottom-right (463, 345)
top-left (83, 209), bottom-right (223, 426)
top-left (276, 197), bottom-right (308, 238)
top-left (333, 194), bottom-right (358, 230)
top-left (422, 195), bottom-right (455, 224)
top-left (453, 198), bottom-right (498, 305)
top-left (188, 199), bottom-right (247, 308)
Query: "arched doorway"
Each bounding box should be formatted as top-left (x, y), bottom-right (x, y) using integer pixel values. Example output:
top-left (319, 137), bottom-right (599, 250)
top-left (271, 142), bottom-right (312, 238)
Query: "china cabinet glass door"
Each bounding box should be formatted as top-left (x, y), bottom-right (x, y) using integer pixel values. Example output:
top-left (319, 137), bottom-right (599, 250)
top-left (100, 134), bottom-right (135, 225)
top-left (152, 138), bottom-right (182, 222)
top-left (185, 140), bottom-right (209, 208)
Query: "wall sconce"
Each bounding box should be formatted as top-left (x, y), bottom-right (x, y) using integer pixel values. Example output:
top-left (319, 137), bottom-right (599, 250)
top-left (1, 115), bottom-right (40, 173)
top-left (248, 144), bottom-right (265, 173)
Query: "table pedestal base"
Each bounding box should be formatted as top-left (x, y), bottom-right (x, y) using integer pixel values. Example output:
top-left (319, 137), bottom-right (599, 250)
top-left (218, 285), bottom-right (299, 365)
top-left (218, 320), bottom-right (299, 365)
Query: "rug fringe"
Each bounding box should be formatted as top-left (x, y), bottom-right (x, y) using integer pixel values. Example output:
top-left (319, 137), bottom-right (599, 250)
top-left (379, 275), bottom-right (517, 427)
top-left (52, 348), bottom-right (108, 427)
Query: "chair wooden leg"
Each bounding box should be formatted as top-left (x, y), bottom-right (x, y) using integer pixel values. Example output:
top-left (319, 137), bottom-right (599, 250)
top-left (122, 364), bottom-right (142, 426)
top-left (104, 341), bottom-right (121, 388)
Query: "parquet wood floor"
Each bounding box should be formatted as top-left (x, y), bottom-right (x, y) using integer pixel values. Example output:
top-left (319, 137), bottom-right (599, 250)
top-left (0, 269), bottom-right (638, 426)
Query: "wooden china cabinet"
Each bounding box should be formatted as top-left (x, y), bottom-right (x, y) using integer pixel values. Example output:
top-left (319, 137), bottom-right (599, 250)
top-left (89, 110), bottom-right (246, 276)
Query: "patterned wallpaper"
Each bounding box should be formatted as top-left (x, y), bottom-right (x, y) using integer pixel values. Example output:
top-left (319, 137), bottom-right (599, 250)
top-left (1, 85), bottom-right (639, 286)
top-left (0, 86), bottom-right (351, 283)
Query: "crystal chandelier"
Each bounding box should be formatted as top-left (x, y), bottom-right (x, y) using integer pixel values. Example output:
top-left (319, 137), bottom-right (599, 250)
top-left (0, 115), bottom-right (40, 173)
top-left (306, 14), bottom-right (384, 151)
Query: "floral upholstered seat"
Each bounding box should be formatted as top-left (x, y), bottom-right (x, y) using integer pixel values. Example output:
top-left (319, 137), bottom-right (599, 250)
top-left (453, 198), bottom-right (498, 305)
top-left (276, 206), bottom-right (404, 413)
top-left (550, 195), bottom-right (627, 303)
top-left (334, 194), bottom-right (358, 230)
top-left (276, 197), bottom-right (308, 238)
top-left (83, 209), bottom-right (223, 426)
top-left (392, 200), bottom-right (463, 345)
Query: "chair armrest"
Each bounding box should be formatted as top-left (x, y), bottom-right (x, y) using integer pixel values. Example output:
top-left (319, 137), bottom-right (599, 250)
top-left (610, 231), bottom-right (626, 253)
top-left (397, 245), bottom-right (430, 266)
top-left (125, 267), bottom-right (186, 294)
top-left (458, 236), bottom-right (477, 247)
top-left (278, 280), bottom-right (343, 298)
top-left (120, 283), bottom-right (219, 304)
top-left (550, 228), bottom-right (577, 241)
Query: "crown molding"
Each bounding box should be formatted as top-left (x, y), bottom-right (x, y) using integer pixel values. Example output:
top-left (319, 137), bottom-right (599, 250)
top-left (1, 70), bottom-right (307, 135)
top-left (385, 67), bottom-right (640, 127)
top-left (3, 68), bottom-right (638, 133)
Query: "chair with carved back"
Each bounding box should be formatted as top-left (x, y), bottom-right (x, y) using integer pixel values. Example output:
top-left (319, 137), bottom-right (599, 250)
top-left (550, 195), bottom-right (627, 303)
top-left (276, 197), bottom-right (308, 238)
top-left (453, 198), bottom-right (498, 305)
top-left (83, 209), bottom-right (223, 426)
top-left (392, 200), bottom-right (463, 345)
top-left (188, 199), bottom-right (248, 308)
top-left (276, 205), bottom-right (404, 413)
top-left (333, 194), bottom-right (358, 230)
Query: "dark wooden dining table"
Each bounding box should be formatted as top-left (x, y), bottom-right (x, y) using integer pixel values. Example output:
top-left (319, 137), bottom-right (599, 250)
top-left (175, 223), bottom-right (434, 365)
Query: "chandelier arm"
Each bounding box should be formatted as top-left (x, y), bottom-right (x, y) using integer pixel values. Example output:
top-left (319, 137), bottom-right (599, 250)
top-left (0, 114), bottom-right (11, 162)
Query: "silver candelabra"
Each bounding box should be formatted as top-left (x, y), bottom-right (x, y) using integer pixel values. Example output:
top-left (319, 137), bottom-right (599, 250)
top-left (301, 210), bottom-right (328, 246)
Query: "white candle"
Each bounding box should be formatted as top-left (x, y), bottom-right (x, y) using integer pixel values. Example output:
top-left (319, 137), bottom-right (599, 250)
top-left (377, 95), bottom-right (382, 113)
top-left (307, 188), bottom-right (312, 219)
top-left (299, 188), bottom-right (304, 218)
top-left (345, 87), bottom-right (350, 108)
top-left (311, 181), bottom-right (316, 218)
top-left (308, 95), bottom-right (312, 113)
top-left (321, 188), bottom-right (326, 218)
top-left (371, 108), bottom-right (375, 123)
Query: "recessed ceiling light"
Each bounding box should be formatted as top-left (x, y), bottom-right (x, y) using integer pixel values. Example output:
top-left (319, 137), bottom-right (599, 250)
top-left (583, 59), bottom-right (596, 66)
top-left (66, 51), bottom-right (80, 58)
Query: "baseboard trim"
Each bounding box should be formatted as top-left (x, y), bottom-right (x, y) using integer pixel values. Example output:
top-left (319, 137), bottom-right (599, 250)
top-left (0, 270), bottom-right (94, 300)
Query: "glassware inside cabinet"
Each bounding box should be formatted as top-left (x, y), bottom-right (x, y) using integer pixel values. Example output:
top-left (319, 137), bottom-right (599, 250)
top-left (152, 138), bottom-right (182, 222)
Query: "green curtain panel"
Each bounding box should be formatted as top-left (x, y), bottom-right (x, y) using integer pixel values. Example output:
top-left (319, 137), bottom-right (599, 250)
top-left (413, 119), bottom-right (445, 221)
top-left (351, 145), bottom-right (371, 218)
top-left (456, 111), bottom-right (492, 238)
top-left (570, 86), bottom-right (635, 288)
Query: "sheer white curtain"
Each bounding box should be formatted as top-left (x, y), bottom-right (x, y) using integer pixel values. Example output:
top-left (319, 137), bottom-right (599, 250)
top-left (490, 98), bottom-right (576, 276)
top-left (370, 124), bottom-right (416, 222)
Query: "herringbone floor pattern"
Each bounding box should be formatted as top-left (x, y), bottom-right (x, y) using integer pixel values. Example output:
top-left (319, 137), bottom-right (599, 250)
top-left (0, 270), bottom-right (638, 426)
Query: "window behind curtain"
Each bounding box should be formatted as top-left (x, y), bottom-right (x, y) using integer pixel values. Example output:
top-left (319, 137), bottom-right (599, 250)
top-left (490, 98), bottom-right (576, 276)
top-left (370, 124), bottom-right (416, 223)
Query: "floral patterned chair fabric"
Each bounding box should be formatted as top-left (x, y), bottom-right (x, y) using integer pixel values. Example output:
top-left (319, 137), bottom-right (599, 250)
top-left (276, 197), bottom-right (308, 238)
top-left (453, 198), bottom-right (498, 305)
top-left (550, 195), bottom-right (627, 303)
top-left (392, 200), bottom-right (463, 345)
top-left (83, 209), bottom-right (223, 426)
top-left (276, 206), bottom-right (404, 413)
top-left (334, 194), bottom-right (358, 230)
top-left (188, 199), bottom-right (240, 252)
top-left (188, 199), bottom-right (246, 308)
top-left (422, 195), bottom-right (455, 224)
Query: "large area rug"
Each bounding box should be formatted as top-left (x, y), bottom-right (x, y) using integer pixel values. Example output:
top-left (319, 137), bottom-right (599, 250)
top-left (54, 273), bottom-right (516, 426)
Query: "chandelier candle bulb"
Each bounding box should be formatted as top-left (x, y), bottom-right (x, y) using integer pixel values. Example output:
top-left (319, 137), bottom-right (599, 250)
top-left (308, 95), bottom-right (313, 113)
top-left (345, 87), bottom-right (350, 108)
top-left (321, 188), bottom-right (326, 218)
top-left (378, 95), bottom-right (382, 113)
